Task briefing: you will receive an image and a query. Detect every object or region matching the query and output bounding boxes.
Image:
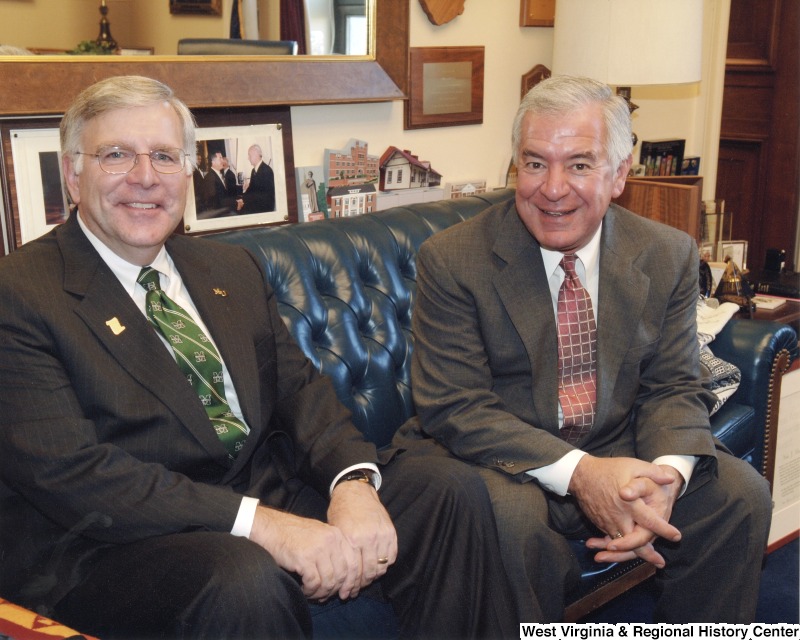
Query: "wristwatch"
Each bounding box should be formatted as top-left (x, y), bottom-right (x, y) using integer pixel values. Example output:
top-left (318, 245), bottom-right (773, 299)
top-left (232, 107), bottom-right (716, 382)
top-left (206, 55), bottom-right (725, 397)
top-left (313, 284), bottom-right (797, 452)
top-left (335, 469), bottom-right (379, 490)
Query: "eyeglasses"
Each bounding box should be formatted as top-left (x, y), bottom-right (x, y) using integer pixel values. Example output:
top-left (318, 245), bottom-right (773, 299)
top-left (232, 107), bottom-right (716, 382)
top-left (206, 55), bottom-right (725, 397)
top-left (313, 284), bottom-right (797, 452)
top-left (76, 146), bottom-right (189, 175)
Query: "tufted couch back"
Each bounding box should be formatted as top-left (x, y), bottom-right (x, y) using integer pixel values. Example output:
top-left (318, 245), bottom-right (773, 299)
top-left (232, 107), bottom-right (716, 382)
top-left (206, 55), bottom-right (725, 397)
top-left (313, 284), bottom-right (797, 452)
top-left (210, 190), bottom-right (515, 448)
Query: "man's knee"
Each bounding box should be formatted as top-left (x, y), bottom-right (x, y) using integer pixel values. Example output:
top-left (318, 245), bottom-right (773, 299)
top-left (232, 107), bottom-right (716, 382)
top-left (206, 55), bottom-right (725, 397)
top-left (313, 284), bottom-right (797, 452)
top-left (179, 533), bottom-right (310, 636)
top-left (383, 452), bottom-right (494, 517)
top-left (59, 532), bottom-right (311, 639)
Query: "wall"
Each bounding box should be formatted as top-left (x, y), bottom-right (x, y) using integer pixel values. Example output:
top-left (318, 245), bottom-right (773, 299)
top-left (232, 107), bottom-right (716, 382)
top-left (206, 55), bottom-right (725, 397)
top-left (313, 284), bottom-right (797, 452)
top-left (292, 0), bottom-right (729, 198)
top-left (0, 0), bottom-right (728, 198)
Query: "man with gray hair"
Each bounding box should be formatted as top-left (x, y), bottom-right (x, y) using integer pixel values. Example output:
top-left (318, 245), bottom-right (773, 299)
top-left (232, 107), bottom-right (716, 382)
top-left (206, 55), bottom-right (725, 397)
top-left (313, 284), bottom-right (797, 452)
top-left (397, 74), bottom-right (772, 622)
top-left (0, 75), bottom-right (517, 639)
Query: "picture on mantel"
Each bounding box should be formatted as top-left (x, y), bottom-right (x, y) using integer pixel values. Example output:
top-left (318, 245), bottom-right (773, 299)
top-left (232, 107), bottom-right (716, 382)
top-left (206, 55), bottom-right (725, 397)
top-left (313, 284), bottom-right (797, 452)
top-left (375, 146), bottom-right (444, 211)
top-left (323, 139), bottom-right (380, 189)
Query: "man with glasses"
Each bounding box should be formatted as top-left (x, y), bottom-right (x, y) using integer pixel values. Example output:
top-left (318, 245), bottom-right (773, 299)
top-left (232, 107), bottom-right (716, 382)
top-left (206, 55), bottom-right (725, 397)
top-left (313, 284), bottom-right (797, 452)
top-left (0, 75), bottom-right (516, 639)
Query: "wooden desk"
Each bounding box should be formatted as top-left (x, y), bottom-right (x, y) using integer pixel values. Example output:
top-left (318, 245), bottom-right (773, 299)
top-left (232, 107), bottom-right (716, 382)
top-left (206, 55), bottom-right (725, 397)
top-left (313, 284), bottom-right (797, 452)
top-left (741, 298), bottom-right (800, 334)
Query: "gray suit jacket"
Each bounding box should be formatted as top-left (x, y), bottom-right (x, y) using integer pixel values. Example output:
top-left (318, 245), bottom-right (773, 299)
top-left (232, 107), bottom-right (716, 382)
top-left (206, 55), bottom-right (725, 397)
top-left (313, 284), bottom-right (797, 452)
top-left (0, 213), bottom-right (378, 608)
top-left (403, 197), bottom-right (718, 482)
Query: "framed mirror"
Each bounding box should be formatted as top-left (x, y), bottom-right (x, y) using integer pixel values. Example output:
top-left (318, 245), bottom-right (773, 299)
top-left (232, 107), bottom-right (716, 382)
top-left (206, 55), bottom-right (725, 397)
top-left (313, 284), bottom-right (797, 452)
top-left (0, 0), bottom-right (408, 116)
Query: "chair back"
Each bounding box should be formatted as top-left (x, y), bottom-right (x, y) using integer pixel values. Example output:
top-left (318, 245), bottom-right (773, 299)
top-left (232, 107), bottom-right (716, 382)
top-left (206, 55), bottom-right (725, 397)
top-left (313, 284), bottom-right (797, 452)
top-left (177, 38), bottom-right (299, 55)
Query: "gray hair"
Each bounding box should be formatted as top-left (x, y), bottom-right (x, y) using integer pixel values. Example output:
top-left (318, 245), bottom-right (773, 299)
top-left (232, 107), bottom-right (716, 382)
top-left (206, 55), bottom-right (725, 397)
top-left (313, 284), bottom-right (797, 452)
top-left (60, 75), bottom-right (196, 175)
top-left (512, 75), bottom-right (632, 172)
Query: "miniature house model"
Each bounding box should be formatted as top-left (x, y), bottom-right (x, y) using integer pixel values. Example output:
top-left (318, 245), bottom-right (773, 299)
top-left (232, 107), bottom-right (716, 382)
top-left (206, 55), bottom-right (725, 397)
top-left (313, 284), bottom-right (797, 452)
top-left (379, 147), bottom-right (442, 191)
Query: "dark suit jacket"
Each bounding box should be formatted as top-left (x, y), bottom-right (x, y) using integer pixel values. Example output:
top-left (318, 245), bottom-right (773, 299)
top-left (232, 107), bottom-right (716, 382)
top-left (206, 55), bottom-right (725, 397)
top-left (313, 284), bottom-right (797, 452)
top-left (223, 167), bottom-right (238, 196)
top-left (403, 197), bottom-right (718, 481)
top-left (0, 213), bottom-right (378, 609)
top-left (200, 169), bottom-right (236, 214)
top-left (241, 162), bottom-right (276, 214)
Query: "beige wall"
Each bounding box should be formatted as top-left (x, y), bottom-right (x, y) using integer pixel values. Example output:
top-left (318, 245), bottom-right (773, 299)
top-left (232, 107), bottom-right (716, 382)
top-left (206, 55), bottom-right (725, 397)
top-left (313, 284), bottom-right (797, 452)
top-left (0, 0), bottom-right (728, 199)
top-left (292, 0), bottom-right (729, 199)
top-left (0, 0), bottom-right (246, 54)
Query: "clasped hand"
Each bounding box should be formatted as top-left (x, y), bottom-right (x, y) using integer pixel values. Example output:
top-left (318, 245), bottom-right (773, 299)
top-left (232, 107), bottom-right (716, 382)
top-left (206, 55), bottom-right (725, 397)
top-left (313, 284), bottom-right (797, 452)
top-left (249, 480), bottom-right (397, 601)
top-left (569, 455), bottom-right (684, 569)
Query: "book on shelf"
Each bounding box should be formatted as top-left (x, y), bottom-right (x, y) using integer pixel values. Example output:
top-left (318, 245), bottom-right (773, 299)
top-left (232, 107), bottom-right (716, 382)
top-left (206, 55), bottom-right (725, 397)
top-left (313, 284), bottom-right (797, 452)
top-left (640, 139), bottom-right (686, 177)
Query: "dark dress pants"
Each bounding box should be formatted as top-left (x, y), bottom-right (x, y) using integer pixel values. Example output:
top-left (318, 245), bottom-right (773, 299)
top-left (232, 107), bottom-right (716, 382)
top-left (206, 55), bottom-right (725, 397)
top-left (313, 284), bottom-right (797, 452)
top-left (54, 449), bottom-right (518, 639)
top-left (478, 451), bottom-right (771, 623)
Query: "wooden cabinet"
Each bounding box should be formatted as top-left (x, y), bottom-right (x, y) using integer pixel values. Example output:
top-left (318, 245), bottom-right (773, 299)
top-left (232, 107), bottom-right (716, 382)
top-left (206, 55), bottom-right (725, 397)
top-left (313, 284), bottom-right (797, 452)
top-left (613, 176), bottom-right (704, 241)
top-left (717, 0), bottom-right (799, 272)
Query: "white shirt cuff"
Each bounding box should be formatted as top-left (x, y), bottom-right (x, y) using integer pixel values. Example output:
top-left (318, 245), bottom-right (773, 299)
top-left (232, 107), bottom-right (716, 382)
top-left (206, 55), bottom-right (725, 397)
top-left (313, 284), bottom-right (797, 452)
top-left (232, 496), bottom-right (260, 538)
top-left (329, 463), bottom-right (381, 495)
top-left (652, 454), bottom-right (698, 497)
top-left (526, 449), bottom-right (587, 496)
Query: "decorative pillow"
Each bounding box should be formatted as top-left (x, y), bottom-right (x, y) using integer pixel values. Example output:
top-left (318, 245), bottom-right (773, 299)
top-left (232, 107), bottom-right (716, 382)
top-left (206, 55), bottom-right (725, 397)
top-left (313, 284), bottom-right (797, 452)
top-left (699, 345), bottom-right (741, 416)
top-left (695, 297), bottom-right (741, 415)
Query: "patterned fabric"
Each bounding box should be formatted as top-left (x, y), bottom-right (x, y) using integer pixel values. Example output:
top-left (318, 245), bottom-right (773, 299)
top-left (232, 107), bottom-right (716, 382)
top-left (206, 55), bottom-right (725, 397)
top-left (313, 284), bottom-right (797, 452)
top-left (696, 297), bottom-right (742, 415)
top-left (700, 346), bottom-right (741, 415)
top-left (0, 598), bottom-right (98, 640)
top-left (556, 254), bottom-right (597, 444)
top-left (138, 267), bottom-right (248, 459)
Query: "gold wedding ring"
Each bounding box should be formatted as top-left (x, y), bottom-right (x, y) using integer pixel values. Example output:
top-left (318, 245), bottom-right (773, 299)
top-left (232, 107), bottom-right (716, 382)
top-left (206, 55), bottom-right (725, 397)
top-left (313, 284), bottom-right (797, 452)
top-left (614, 531), bottom-right (624, 539)
top-left (377, 557), bottom-right (389, 564)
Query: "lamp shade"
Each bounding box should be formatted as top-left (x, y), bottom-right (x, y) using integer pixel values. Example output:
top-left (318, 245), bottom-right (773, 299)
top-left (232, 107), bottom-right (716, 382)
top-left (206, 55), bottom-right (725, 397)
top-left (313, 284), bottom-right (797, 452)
top-left (552, 0), bottom-right (703, 87)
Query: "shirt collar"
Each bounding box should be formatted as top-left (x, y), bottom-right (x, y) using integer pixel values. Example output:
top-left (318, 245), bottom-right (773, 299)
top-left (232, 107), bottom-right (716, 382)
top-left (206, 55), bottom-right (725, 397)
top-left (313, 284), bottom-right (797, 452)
top-left (77, 212), bottom-right (171, 296)
top-left (540, 221), bottom-right (603, 280)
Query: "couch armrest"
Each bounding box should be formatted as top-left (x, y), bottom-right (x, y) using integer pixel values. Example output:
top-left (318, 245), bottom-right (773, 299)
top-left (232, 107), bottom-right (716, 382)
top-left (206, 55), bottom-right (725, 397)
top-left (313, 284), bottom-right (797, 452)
top-left (709, 318), bottom-right (798, 484)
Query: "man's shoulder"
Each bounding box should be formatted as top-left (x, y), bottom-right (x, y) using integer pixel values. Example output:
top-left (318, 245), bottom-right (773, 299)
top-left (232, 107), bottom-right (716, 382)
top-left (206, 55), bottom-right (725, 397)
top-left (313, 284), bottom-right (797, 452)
top-left (0, 224), bottom-right (64, 278)
top-left (424, 195), bottom-right (516, 250)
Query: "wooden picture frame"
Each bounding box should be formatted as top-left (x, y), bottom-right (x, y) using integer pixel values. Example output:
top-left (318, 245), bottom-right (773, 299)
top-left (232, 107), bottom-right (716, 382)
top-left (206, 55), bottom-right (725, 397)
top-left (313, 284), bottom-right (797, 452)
top-left (520, 0), bottom-right (555, 27)
top-left (0, 107), bottom-right (296, 254)
top-left (186, 106), bottom-right (297, 234)
top-left (405, 47), bottom-right (484, 130)
top-left (0, 118), bottom-right (67, 252)
top-left (169, 0), bottom-right (222, 16)
top-left (521, 64), bottom-right (551, 98)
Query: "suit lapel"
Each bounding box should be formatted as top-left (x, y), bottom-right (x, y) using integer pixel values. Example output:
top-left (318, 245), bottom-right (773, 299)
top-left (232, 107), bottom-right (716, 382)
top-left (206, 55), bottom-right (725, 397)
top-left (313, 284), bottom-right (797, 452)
top-left (491, 206), bottom-right (560, 432)
top-left (594, 207), bottom-right (650, 429)
top-left (58, 218), bottom-right (235, 466)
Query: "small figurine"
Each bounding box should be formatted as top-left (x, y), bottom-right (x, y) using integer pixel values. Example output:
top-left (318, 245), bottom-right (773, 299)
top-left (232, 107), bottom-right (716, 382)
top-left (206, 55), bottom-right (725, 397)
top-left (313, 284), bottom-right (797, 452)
top-left (714, 257), bottom-right (755, 314)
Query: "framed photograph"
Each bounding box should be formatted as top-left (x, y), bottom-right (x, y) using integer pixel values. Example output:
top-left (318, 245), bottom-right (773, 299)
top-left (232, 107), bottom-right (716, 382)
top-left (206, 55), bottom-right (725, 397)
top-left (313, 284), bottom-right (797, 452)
top-left (405, 47), bottom-right (484, 130)
top-left (9, 128), bottom-right (70, 246)
top-left (717, 240), bottom-right (749, 271)
top-left (699, 242), bottom-right (715, 263)
top-left (185, 124), bottom-right (289, 233)
top-left (169, 0), bottom-right (222, 16)
top-left (444, 180), bottom-right (487, 200)
top-left (520, 0), bottom-right (555, 27)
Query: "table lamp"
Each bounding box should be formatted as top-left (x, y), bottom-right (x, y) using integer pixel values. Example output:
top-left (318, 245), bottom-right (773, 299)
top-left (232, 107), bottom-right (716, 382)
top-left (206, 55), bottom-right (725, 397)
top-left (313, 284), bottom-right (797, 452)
top-left (95, 0), bottom-right (117, 51)
top-left (551, 0), bottom-right (703, 145)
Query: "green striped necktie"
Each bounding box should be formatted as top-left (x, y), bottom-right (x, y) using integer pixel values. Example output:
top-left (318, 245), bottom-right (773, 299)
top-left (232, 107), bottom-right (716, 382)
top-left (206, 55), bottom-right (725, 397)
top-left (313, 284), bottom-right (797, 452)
top-left (137, 266), bottom-right (248, 459)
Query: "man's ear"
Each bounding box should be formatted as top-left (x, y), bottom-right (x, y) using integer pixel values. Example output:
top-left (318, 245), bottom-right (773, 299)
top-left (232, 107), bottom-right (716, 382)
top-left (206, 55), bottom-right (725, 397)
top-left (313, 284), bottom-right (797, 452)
top-left (62, 154), bottom-right (81, 205)
top-left (611, 154), bottom-right (633, 198)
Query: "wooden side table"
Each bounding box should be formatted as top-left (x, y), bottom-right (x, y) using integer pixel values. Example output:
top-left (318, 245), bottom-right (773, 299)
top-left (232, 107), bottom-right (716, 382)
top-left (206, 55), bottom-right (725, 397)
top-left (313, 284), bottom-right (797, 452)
top-left (741, 298), bottom-right (800, 334)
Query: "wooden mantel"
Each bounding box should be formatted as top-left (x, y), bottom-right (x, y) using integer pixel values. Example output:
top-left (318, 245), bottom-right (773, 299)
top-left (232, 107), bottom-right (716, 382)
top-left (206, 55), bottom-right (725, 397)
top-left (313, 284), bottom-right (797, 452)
top-left (0, 0), bottom-right (409, 116)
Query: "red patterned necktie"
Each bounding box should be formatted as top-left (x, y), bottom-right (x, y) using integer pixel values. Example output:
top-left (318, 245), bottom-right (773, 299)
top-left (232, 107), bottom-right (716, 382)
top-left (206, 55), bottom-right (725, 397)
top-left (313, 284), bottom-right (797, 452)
top-left (556, 254), bottom-right (597, 444)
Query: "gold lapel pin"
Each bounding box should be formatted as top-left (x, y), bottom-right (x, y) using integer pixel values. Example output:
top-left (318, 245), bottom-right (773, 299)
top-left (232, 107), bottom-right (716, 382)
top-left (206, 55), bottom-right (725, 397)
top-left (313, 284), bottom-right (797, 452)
top-left (213, 288), bottom-right (228, 297)
top-left (105, 317), bottom-right (126, 335)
